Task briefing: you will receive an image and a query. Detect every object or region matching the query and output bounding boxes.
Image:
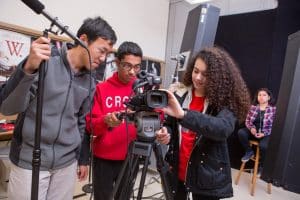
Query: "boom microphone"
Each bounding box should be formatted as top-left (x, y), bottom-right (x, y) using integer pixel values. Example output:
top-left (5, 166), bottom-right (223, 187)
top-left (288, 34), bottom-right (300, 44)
top-left (21, 0), bottom-right (87, 48)
top-left (21, 0), bottom-right (44, 14)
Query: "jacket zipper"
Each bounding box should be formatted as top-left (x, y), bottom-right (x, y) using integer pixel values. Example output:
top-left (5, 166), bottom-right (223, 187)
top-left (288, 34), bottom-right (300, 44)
top-left (50, 74), bottom-right (73, 169)
top-left (184, 135), bottom-right (203, 187)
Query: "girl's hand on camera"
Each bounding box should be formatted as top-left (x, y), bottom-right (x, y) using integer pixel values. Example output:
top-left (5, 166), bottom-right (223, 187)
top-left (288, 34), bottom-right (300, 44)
top-left (158, 89), bottom-right (184, 119)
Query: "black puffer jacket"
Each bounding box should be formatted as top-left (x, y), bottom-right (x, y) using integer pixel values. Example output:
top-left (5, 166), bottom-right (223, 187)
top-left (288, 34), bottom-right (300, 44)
top-left (165, 86), bottom-right (236, 198)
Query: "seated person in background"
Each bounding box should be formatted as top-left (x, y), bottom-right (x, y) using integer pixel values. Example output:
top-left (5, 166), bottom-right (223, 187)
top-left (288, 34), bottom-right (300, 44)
top-left (238, 88), bottom-right (276, 167)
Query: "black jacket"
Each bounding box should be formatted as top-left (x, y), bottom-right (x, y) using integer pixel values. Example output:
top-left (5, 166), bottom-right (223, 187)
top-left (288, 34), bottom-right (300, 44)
top-left (165, 87), bottom-right (236, 198)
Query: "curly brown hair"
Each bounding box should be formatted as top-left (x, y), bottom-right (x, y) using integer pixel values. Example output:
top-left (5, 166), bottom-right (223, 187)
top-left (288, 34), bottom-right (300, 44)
top-left (183, 47), bottom-right (251, 123)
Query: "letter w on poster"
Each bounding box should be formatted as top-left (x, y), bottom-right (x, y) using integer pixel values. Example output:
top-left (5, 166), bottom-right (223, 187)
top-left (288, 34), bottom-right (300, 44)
top-left (0, 29), bottom-right (30, 83)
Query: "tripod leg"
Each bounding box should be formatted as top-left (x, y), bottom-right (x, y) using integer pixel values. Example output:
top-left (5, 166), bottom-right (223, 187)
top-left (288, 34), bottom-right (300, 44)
top-left (136, 154), bottom-right (151, 200)
top-left (111, 153), bottom-right (130, 199)
top-left (112, 146), bottom-right (140, 200)
top-left (113, 141), bottom-right (156, 200)
top-left (153, 142), bottom-right (173, 200)
top-left (121, 155), bottom-right (140, 200)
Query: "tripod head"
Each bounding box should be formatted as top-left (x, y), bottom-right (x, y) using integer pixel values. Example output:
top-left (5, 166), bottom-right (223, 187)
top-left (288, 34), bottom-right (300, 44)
top-left (135, 111), bottom-right (161, 143)
top-left (117, 110), bottom-right (162, 143)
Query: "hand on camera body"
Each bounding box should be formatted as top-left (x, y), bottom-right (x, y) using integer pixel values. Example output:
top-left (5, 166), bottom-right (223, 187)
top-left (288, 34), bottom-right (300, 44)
top-left (104, 109), bottom-right (136, 127)
top-left (24, 37), bottom-right (51, 74)
top-left (104, 112), bottom-right (122, 127)
top-left (156, 127), bottom-right (170, 145)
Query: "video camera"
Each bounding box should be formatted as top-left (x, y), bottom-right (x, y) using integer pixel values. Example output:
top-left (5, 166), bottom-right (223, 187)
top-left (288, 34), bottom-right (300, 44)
top-left (117, 70), bottom-right (168, 142)
top-left (125, 70), bottom-right (168, 112)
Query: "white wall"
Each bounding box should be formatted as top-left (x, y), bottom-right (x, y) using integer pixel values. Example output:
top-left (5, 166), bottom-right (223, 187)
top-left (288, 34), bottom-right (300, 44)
top-left (163, 0), bottom-right (278, 87)
top-left (0, 0), bottom-right (169, 60)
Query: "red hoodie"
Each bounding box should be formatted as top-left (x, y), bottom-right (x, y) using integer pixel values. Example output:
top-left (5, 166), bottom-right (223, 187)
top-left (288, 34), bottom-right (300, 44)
top-left (86, 72), bottom-right (137, 160)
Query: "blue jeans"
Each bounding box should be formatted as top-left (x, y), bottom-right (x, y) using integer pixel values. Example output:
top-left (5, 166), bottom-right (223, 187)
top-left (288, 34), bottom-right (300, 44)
top-left (237, 128), bottom-right (270, 165)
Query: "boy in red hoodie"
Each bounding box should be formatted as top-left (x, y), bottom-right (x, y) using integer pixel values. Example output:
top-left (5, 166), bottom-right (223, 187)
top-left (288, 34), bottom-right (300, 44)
top-left (85, 41), bottom-right (143, 199)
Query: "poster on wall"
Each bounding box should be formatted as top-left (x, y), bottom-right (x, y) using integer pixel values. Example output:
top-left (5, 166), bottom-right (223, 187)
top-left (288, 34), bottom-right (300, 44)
top-left (92, 52), bottom-right (117, 82)
top-left (103, 53), bottom-right (117, 80)
top-left (0, 29), bottom-right (31, 84)
top-left (141, 60), bottom-right (161, 76)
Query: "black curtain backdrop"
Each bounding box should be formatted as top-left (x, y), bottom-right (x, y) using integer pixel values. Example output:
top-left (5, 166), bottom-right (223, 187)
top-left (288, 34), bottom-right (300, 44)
top-left (215, 0), bottom-right (300, 169)
top-left (215, 9), bottom-right (276, 98)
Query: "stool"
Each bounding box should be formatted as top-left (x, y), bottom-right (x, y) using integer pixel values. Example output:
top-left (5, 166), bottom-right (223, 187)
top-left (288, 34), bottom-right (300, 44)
top-left (235, 140), bottom-right (272, 196)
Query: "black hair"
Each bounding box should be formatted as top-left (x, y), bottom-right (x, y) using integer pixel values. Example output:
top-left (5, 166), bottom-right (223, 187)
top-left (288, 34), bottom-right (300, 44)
top-left (116, 41), bottom-right (143, 60)
top-left (76, 16), bottom-right (117, 46)
top-left (253, 88), bottom-right (275, 105)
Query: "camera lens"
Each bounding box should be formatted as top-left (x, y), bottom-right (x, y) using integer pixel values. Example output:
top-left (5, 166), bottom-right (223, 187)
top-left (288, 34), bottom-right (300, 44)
top-left (146, 90), bottom-right (168, 109)
top-left (150, 94), bottom-right (162, 106)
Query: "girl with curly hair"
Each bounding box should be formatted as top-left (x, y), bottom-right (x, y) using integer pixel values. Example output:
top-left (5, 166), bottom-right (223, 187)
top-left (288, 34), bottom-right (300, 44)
top-left (156, 47), bottom-right (251, 200)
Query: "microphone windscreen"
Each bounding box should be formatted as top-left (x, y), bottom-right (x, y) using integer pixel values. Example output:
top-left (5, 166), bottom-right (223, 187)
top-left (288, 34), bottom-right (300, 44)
top-left (21, 0), bottom-right (45, 14)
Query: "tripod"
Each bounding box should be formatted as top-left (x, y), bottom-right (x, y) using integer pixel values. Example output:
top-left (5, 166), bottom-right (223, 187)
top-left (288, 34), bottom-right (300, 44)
top-left (112, 140), bottom-right (173, 200)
